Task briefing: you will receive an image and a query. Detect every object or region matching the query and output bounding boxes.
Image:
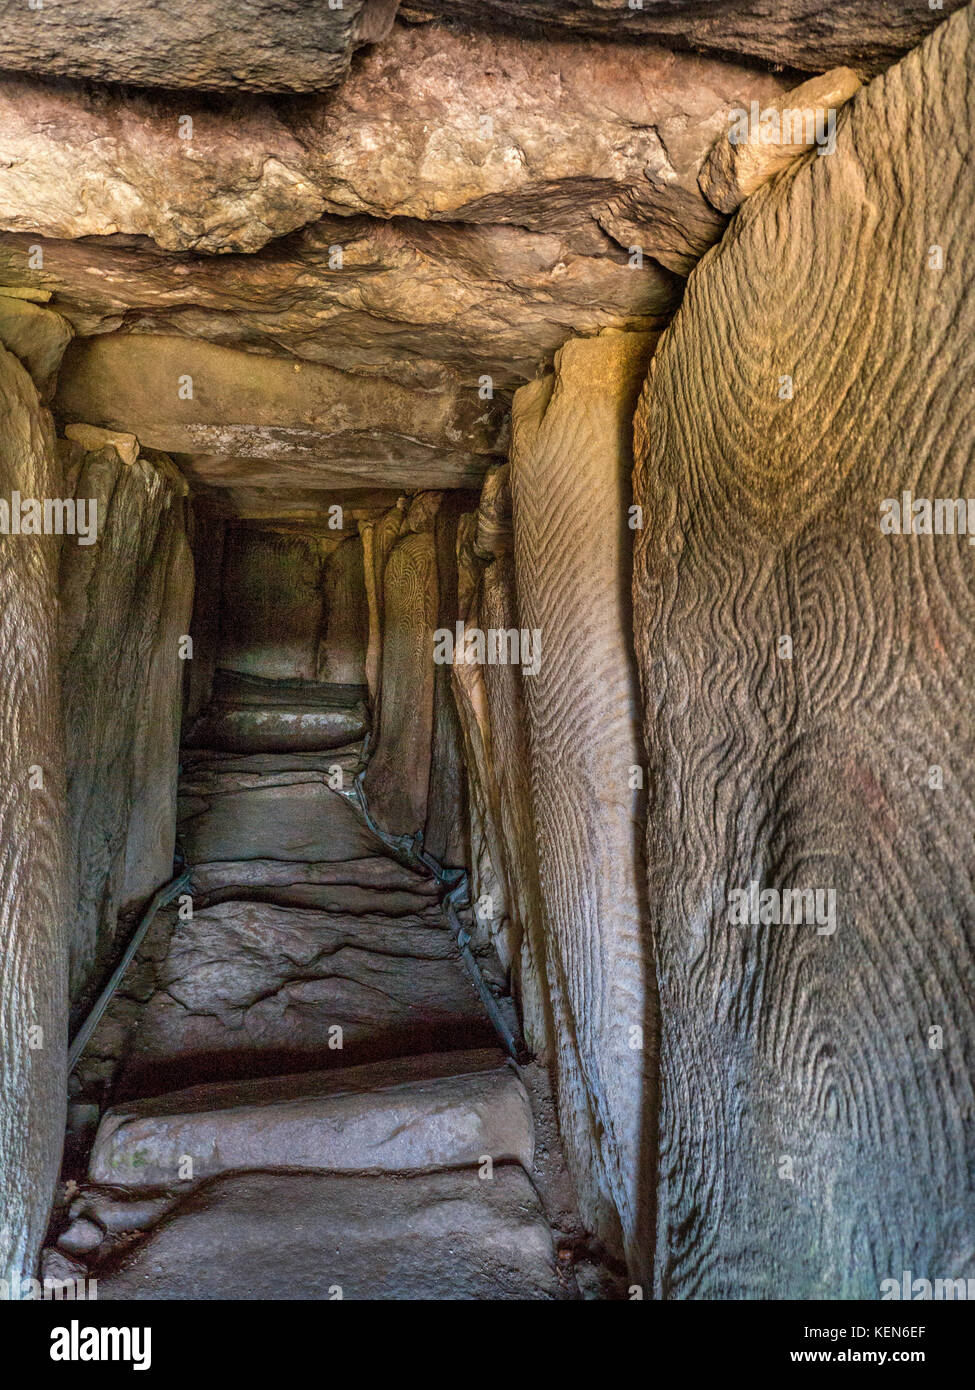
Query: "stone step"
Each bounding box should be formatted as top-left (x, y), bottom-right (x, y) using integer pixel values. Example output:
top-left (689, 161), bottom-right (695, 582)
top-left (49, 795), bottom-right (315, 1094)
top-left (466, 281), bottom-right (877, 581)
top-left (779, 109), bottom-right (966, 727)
top-left (188, 854), bottom-right (440, 916)
top-left (95, 1167), bottom-right (562, 1300)
top-left (183, 672), bottom-right (370, 753)
top-left (177, 776), bottom-right (378, 863)
top-left (114, 900), bottom-right (495, 1097)
top-left (89, 1049), bottom-right (531, 1187)
top-left (188, 854), bottom-right (438, 894)
top-left (210, 671), bottom-right (369, 710)
top-left (179, 761), bottom-right (361, 800)
top-left (193, 883), bottom-right (442, 916)
top-left (180, 747), bottom-right (364, 776)
top-left (183, 703), bottom-right (369, 753)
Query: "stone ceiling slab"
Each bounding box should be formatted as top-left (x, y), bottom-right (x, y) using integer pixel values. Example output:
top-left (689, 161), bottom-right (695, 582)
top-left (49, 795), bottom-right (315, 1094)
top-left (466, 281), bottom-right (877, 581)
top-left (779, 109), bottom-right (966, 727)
top-left (290, 22), bottom-right (789, 272)
top-left (54, 336), bottom-right (505, 490)
top-left (400, 0), bottom-right (965, 74)
top-left (171, 451), bottom-right (487, 493)
top-left (0, 218), bottom-right (680, 391)
top-left (0, 77), bottom-right (326, 254)
top-left (190, 486), bottom-right (416, 521)
top-left (0, 0), bottom-right (399, 92)
top-left (0, 23), bottom-right (787, 271)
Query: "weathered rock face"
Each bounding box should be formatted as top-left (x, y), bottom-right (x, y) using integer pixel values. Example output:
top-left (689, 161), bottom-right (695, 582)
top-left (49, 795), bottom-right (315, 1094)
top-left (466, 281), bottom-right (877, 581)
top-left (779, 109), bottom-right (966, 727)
top-left (632, 4), bottom-right (975, 1297)
top-left (510, 332), bottom-right (656, 1272)
top-left (424, 499), bottom-right (469, 867)
top-left (0, 10), bottom-right (793, 497)
top-left (401, 0), bottom-right (966, 73)
top-left (59, 437), bottom-right (193, 1007)
top-left (0, 293), bottom-right (72, 404)
top-left (477, 519), bottom-right (560, 1061)
top-left (698, 67), bottom-right (862, 214)
top-left (0, 0), bottom-right (397, 92)
top-left (120, 510), bottom-right (194, 918)
top-left (318, 537), bottom-right (370, 687)
top-left (289, 24), bottom-right (785, 275)
top-left (183, 514), bottom-right (224, 723)
top-left (0, 18), bottom-right (787, 424)
top-left (0, 343), bottom-right (67, 1288)
top-left (5, 0), bottom-right (955, 97)
top-left (216, 528), bottom-right (327, 683)
top-left (359, 498), bottom-right (405, 714)
top-left (446, 477), bottom-right (539, 986)
top-left (0, 77), bottom-right (327, 256)
top-left (0, 220), bottom-right (679, 394)
top-left (0, 28), bottom-right (784, 268)
top-left (450, 526), bottom-right (516, 965)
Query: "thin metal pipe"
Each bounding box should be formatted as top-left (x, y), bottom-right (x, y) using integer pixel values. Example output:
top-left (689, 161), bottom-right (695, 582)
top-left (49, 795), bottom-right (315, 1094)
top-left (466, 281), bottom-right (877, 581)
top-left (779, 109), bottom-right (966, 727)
top-left (441, 878), bottom-right (527, 1064)
top-left (67, 868), bottom-right (193, 1074)
top-left (342, 771), bottom-right (527, 1062)
top-left (69, 770), bottom-right (524, 1074)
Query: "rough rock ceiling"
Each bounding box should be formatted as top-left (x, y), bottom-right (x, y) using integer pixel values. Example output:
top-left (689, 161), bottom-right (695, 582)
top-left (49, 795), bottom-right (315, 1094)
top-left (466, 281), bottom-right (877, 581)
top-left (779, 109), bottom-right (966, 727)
top-left (0, 4), bottom-right (953, 495)
top-left (0, 0), bottom-right (400, 91)
top-left (0, 0), bottom-right (958, 86)
top-left (0, 28), bottom-right (787, 263)
top-left (0, 220), bottom-right (680, 394)
top-left (399, 0), bottom-right (964, 72)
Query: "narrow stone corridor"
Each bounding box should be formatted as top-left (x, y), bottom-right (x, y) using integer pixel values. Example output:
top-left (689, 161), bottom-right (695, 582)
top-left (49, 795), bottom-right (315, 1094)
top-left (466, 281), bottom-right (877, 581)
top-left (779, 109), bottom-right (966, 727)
top-left (52, 689), bottom-right (583, 1299)
top-left (1, 0), bottom-right (973, 1324)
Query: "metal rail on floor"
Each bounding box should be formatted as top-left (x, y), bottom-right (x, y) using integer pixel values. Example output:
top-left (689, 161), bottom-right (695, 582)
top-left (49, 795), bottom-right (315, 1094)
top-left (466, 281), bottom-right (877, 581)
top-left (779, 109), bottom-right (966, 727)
top-left (68, 767), bottom-right (526, 1074)
top-left (340, 770), bottom-right (528, 1064)
top-left (67, 868), bottom-right (194, 1074)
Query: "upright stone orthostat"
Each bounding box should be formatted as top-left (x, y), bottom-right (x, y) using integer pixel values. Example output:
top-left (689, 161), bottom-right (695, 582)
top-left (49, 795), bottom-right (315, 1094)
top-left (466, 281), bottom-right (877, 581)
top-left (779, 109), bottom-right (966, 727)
top-left (318, 535), bottom-right (369, 688)
top-left (633, 5), bottom-right (975, 1298)
top-left (363, 495), bottom-right (440, 835)
top-left (60, 440), bottom-right (193, 1006)
top-left (510, 331), bottom-right (656, 1275)
top-left (424, 498), bottom-right (468, 868)
top-left (0, 344), bottom-right (68, 1288)
top-left (359, 498), bottom-right (405, 718)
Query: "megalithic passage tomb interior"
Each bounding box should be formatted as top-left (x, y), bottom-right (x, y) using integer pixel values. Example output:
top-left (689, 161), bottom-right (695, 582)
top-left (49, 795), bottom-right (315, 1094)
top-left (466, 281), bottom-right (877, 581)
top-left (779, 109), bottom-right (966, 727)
top-left (0, 0), bottom-right (972, 1311)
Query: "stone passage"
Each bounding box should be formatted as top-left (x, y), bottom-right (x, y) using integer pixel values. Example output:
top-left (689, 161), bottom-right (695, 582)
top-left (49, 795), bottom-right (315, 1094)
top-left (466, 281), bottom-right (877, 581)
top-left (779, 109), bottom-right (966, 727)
top-left (55, 736), bottom-right (571, 1299)
top-left (49, 503), bottom-right (587, 1297)
top-left (2, 0), bottom-right (972, 1308)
